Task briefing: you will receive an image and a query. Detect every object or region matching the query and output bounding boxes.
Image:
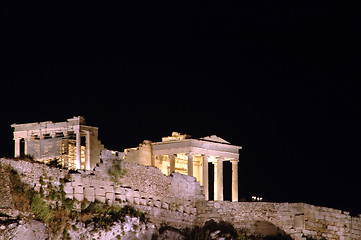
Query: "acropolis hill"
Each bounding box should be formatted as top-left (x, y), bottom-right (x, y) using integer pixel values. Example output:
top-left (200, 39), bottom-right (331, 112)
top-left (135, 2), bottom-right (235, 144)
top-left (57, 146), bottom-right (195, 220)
top-left (1, 116), bottom-right (361, 240)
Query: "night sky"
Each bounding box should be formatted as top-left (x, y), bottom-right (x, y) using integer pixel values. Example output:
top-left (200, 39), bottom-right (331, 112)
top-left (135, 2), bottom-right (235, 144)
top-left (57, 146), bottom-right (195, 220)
top-left (1, 3), bottom-right (360, 214)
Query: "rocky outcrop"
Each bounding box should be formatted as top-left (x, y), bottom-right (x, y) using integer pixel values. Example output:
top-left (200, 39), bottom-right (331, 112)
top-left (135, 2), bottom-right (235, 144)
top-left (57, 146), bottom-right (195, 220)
top-left (1, 158), bottom-right (361, 240)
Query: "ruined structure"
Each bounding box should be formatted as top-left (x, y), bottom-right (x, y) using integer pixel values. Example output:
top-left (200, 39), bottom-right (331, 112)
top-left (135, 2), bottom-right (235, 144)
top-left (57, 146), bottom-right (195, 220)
top-left (11, 117), bottom-right (103, 170)
top-left (124, 132), bottom-right (242, 202)
top-left (6, 117), bottom-right (361, 239)
top-left (2, 157), bottom-right (361, 240)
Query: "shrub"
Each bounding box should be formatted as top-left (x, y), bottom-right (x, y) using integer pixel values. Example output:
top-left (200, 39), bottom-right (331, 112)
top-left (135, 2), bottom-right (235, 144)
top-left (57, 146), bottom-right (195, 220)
top-left (81, 202), bottom-right (146, 230)
top-left (30, 195), bottom-right (53, 223)
top-left (62, 198), bottom-right (75, 212)
top-left (13, 154), bottom-right (35, 162)
top-left (47, 159), bottom-right (63, 168)
top-left (7, 167), bottom-right (33, 212)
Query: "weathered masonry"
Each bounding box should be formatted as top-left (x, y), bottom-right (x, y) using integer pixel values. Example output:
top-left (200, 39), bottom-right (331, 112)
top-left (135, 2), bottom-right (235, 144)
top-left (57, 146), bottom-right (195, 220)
top-left (11, 116), bottom-right (104, 170)
top-left (124, 132), bottom-right (242, 202)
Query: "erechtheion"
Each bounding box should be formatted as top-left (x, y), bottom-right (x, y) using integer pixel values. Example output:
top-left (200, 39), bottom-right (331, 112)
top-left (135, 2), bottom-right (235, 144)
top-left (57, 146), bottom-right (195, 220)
top-left (11, 116), bottom-right (104, 170)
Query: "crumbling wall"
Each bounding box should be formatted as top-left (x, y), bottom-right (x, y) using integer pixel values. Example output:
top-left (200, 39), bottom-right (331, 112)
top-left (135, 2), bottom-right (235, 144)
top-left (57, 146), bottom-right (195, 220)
top-left (197, 201), bottom-right (361, 240)
top-left (120, 161), bottom-right (204, 201)
top-left (63, 175), bottom-right (198, 228)
top-left (0, 158), bottom-right (201, 229)
top-left (0, 158), bottom-right (69, 188)
top-left (2, 158), bottom-right (361, 239)
top-left (62, 161), bottom-right (203, 228)
top-left (123, 141), bottom-right (153, 166)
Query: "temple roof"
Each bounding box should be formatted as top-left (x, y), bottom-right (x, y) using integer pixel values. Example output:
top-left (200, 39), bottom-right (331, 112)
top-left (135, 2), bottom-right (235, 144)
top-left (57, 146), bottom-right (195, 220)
top-left (199, 135), bottom-right (231, 144)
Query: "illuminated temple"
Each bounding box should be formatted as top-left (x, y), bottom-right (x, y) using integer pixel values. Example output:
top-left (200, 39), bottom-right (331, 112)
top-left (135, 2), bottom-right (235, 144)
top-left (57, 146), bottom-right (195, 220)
top-left (124, 132), bottom-right (242, 201)
top-left (12, 117), bottom-right (242, 202)
top-left (11, 116), bottom-right (104, 170)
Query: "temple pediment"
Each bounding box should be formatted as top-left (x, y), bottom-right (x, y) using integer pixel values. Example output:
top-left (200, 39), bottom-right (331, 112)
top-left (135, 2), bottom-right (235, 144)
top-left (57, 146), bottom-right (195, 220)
top-left (199, 135), bottom-right (230, 144)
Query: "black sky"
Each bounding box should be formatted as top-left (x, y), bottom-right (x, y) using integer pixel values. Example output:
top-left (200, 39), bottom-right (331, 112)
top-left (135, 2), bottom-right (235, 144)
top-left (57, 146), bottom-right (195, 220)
top-left (1, 3), bottom-right (360, 214)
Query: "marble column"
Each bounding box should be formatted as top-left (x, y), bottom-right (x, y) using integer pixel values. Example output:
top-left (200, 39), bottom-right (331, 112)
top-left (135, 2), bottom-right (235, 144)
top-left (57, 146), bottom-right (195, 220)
top-left (85, 130), bottom-right (91, 170)
top-left (214, 157), bottom-right (223, 201)
top-left (231, 159), bottom-right (239, 202)
top-left (75, 131), bottom-right (81, 170)
top-left (187, 153), bottom-right (194, 176)
top-left (14, 138), bottom-right (20, 157)
top-left (169, 154), bottom-right (176, 173)
top-left (202, 155), bottom-right (209, 200)
top-left (161, 157), bottom-right (168, 175)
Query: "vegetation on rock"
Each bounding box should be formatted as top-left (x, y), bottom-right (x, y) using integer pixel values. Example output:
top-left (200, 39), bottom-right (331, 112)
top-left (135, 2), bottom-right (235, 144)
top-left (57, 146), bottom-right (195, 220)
top-left (108, 159), bottom-right (126, 184)
top-left (3, 163), bottom-right (146, 238)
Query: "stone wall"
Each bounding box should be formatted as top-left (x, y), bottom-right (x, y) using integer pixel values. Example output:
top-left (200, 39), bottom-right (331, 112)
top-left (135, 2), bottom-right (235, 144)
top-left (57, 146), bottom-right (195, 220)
top-left (120, 161), bottom-right (204, 201)
top-left (0, 158), bottom-right (202, 229)
top-left (63, 161), bottom-right (203, 228)
top-left (2, 157), bottom-right (361, 240)
top-left (0, 158), bottom-right (69, 189)
top-left (197, 201), bottom-right (361, 240)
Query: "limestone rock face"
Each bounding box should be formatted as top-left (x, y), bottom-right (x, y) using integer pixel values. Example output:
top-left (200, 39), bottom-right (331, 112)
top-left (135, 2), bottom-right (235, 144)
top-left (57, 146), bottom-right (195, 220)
top-left (0, 217), bottom-right (156, 240)
top-left (1, 219), bottom-right (50, 240)
top-left (2, 157), bottom-right (361, 240)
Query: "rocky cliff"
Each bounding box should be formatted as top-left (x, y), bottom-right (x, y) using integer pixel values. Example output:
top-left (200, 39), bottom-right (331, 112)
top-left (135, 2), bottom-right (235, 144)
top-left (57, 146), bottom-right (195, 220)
top-left (1, 157), bottom-right (361, 240)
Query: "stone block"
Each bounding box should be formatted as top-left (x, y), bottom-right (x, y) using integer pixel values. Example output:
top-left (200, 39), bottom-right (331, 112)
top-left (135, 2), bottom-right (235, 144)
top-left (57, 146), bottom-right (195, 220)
top-left (74, 186), bottom-right (84, 194)
top-left (105, 185), bottom-right (114, 193)
top-left (74, 193), bottom-right (84, 201)
top-left (162, 202), bottom-right (169, 210)
top-left (133, 190), bottom-right (140, 198)
top-left (154, 200), bottom-right (161, 208)
top-left (95, 188), bottom-right (106, 196)
top-left (63, 186), bottom-right (74, 195)
top-left (140, 198), bottom-right (147, 206)
top-left (115, 187), bottom-right (125, 194)
top-left (66, 194), bottom-right (73, 200)
top-left (106, 192), bottom-right (115, 202)
top-left (84, 187), bottom-right (95, 202)
top-left (71, 181), bottom-right (82, 187)
top-left (95, 195), bottom-right (106, 203)
top-left (90, 179), bottom-right (101, 187)
top-left (115, 194), bottom-right (126, 202)
top-left (125, 189), bottom-right (134, 203)
top-left (134, 197), bottom-right (140, 205)
top-left (147, 198), bottom-right (153, 206)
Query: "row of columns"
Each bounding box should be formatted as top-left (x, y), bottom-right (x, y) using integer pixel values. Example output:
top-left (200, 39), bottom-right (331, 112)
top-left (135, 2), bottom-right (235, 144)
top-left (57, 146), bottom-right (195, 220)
top-left (14, 130), bottom-right (92, 171)
top-left (168, 153), bottom-right (238, 202)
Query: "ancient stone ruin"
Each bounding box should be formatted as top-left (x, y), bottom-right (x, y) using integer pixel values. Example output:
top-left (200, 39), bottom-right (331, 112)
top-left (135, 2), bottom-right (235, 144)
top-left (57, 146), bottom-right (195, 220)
top-left (11, 116), bottom-right (104, 170)
top-left (3, 116), bottom-right (361, 239)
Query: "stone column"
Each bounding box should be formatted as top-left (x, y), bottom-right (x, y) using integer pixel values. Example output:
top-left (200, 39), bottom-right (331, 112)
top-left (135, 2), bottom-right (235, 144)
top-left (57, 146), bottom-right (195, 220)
top-left (75, 131), bottom-right (81, 170)
top-left (14, 138), bottom-right (20, 157)
top-left (85, 130), bottom-right (91, 170)
top-left (231, 159), bottom-right (239, 202)
top-left (24, 137), bottom-right (29, 155)
top-left (187, 153), bottom-right (194, 176)
top-left (202, 155), bottom-right (209, 200)
top-left (62, 132), bottom-right (69, 167)
top-left (161, 157), bottom-right (168, 175)
top-left (169, 154), bottom-right (176, 173)
top-left (214, 157), bottom-right (223, 201)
